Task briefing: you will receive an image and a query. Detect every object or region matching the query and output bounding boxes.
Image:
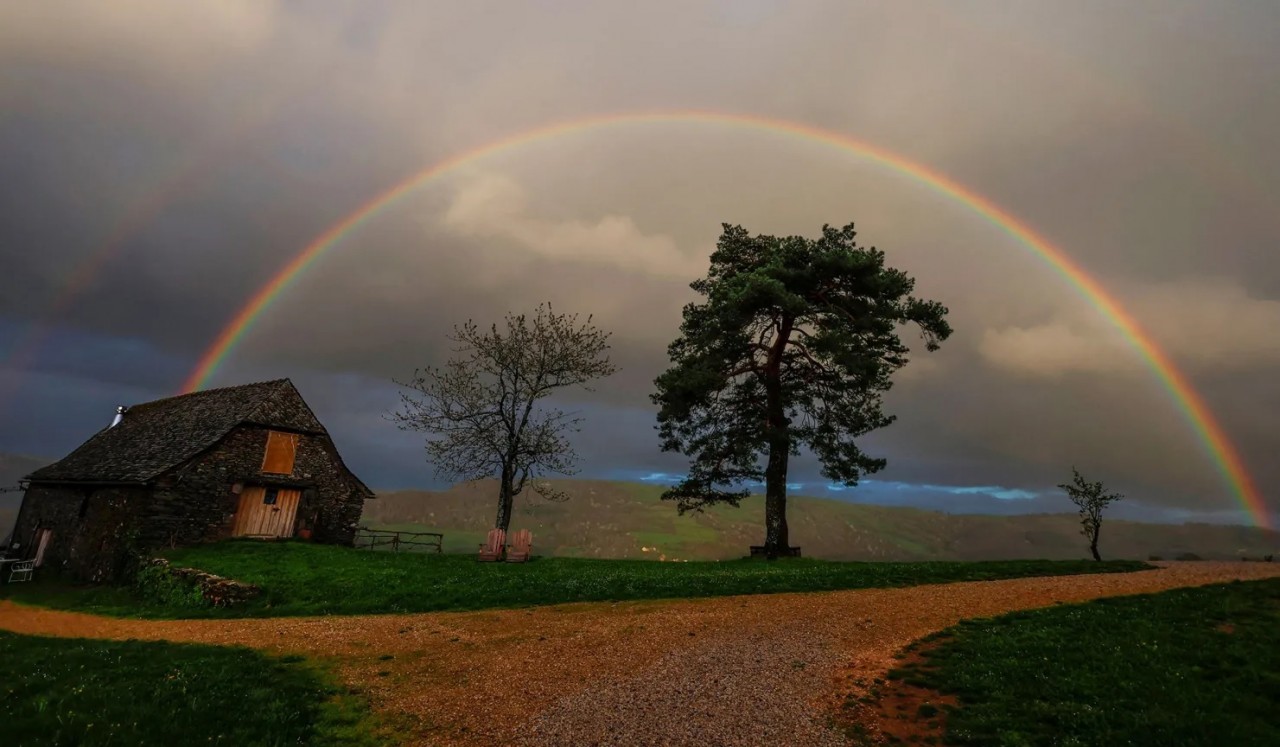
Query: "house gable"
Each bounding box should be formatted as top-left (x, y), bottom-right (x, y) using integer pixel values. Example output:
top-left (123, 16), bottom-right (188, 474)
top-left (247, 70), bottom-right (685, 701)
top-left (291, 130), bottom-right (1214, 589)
top-left (153, 380), bottom-right (374, 498)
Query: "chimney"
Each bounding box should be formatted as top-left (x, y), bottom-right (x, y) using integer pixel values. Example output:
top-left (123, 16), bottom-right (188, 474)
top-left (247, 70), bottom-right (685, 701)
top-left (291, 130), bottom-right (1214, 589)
top-left (110, 405), bottom-right (127, 428)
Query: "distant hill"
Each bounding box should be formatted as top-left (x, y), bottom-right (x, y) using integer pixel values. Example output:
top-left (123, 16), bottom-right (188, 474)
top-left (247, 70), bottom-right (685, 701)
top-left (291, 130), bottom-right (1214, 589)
top-left (362, 479), bottom-right (1280, 562)
top-left (3, 455), bottom-right (1274, 562)
top-left (0, 452), bottom-right (45, 488)
top-left (0, 453), bottom-right (50, 539)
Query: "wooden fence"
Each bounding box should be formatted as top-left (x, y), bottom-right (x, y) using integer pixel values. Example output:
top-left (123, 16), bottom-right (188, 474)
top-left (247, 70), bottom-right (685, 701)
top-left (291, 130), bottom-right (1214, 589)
top-left (354, 527), bottom-right (443, 553)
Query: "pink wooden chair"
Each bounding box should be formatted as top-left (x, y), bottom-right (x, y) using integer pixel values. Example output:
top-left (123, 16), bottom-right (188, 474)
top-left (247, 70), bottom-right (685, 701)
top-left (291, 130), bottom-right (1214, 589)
top-left (478, 528), bottom-right (506, 562)
top-left (506, 529), bottom-right (533, 563)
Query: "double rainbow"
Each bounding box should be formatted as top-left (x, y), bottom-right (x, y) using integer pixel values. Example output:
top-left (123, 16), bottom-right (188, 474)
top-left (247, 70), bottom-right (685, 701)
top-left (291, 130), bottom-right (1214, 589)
top-left (179, 110), bottom-right (1271, 529)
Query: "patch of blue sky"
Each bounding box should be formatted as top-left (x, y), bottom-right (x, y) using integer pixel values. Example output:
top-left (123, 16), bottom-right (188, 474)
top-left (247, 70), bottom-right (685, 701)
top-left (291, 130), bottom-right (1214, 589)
top-left (633, 473), bottom-right (802, 492)
top-left (826, 479), bottom-right (1039, 501)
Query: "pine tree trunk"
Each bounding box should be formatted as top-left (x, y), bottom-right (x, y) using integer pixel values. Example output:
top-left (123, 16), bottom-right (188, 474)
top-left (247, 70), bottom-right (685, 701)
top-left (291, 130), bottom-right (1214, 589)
top-left (763, 438), bottom-right (790, 559)
top-left (762, 314), bottom-right (794, 560)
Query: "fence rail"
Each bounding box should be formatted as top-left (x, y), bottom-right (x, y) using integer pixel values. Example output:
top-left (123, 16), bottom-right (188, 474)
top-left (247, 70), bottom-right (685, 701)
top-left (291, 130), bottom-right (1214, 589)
top-left (354, 527), bottom-right (443, 553)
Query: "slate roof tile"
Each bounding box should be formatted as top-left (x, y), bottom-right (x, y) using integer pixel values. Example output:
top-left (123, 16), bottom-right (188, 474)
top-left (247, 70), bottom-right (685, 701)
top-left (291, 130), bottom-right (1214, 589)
top-left (27, 379), bottom-right (326, 484)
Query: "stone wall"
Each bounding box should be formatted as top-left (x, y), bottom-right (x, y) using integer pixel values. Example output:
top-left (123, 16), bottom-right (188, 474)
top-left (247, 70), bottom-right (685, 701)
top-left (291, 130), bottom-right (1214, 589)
top-left (72, 486), bottom-right (151, 581)
top-left (144, 558), bottom-right (260, 607)
top-left (9, 484), bottom-right (82, 571)
top-left (10, 484), bottom-right (149, 581)
top-left (147, 424), bottom-right (367, 547)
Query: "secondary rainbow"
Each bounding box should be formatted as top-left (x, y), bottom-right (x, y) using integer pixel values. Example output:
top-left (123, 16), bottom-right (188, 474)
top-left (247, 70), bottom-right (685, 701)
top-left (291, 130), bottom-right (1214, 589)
top-left (0, 151), bottom-right (232, 414)
top-left (0, 105), bottom-right (279, 412)
top-left (181, 110), bottom-right (1271, 529)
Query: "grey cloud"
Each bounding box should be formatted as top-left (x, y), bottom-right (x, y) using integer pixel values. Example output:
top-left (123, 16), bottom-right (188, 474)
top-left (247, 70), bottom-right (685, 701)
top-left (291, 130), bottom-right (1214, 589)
top-left (1, 1), bottom-right (1276, 522)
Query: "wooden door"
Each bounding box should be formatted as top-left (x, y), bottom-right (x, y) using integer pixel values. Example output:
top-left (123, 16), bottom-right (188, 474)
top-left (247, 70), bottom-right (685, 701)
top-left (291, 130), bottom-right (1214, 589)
top-left (232, 486), bottom-right (302, 538)
top-left (33, 528), bottom-right (53, 567)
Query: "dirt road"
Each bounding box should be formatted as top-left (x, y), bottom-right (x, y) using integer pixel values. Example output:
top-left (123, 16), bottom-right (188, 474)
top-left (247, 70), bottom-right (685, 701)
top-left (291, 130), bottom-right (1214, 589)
top-left (4, 561), bottom-right (1278, 746)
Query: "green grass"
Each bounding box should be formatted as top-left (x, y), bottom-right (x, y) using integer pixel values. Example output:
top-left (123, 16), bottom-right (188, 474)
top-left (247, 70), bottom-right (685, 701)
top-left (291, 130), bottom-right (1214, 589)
top-left (3, 540), bottom-right (1151, 619)
top-left (629, 519), bottom-right (721, 557)
top-left (0, 631), bottom-right (383, 746)
top-left (886, 578), bottom-right (1280, 746)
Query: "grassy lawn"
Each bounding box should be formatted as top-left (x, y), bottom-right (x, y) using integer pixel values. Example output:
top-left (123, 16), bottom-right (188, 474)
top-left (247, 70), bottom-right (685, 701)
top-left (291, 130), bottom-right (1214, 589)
top-left (3, 540), bottom-right (1150, 618)
top-left (884, 578), bottom-right (1280, 746)
top-left (0, 631), bottom-right (382, 746)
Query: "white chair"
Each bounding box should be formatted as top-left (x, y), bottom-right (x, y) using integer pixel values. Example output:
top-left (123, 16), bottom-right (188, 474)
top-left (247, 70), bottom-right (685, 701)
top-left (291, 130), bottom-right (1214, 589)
top-left (8, 560), bottom-right (34, 583)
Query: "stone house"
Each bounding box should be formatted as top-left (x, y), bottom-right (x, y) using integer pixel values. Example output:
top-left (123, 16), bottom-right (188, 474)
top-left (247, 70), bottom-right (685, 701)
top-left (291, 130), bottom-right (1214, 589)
top-left (10, 378), bottom-right (373, 581)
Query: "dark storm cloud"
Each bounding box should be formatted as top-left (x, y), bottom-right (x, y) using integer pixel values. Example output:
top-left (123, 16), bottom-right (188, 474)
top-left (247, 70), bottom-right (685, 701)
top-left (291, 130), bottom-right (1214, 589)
top-left (1, 1), bottom-right (1277, 522)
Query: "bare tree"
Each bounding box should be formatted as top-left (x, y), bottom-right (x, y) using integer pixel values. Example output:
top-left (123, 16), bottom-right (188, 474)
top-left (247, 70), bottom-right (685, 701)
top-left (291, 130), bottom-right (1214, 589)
top-left (1058, 467), bottom-right (1125, 561)
top-left (390, 304), bottom-right (617, 533)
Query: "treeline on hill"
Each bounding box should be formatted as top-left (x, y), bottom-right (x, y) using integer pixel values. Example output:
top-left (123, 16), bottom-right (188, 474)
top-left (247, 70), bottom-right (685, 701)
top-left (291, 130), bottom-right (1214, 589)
top-left (360, 479), bottom-right (1279, 562)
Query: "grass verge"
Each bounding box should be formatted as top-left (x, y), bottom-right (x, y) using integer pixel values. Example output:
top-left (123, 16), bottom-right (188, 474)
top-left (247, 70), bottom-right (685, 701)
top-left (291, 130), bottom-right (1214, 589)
top-left (0, 631), bottom-right (385, 746)
top-left (2, 540), bottom-right (1150, 619)
top-left (882, 578), bottom-right (1280, 746)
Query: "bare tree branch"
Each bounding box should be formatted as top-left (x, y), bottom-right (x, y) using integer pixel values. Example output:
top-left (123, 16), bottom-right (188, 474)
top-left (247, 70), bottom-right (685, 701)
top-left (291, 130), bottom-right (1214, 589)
top-left (388, 303), bottom-right (617, 533)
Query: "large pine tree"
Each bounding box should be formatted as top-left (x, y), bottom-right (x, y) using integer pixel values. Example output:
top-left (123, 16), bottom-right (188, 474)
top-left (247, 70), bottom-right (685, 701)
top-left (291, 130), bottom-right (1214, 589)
top-left (651, 223), bottom-right (952, 556)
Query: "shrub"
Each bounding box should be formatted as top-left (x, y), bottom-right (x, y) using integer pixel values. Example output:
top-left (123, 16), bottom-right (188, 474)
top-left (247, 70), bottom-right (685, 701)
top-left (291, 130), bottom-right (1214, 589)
top-left (133, 562), bottom-right (208, 609)
top-left (1175, 552), bottom-right (1203, 562)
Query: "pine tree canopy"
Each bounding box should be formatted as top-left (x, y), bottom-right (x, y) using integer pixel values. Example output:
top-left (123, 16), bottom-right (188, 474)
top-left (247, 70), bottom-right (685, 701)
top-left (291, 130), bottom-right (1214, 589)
top-left (652, 222), bottom-right (952, 517)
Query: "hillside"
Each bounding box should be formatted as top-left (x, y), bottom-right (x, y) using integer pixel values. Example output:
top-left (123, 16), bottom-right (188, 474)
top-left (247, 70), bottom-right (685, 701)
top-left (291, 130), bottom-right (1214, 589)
top-left (0, 452), bottom-right (45, 489)
top-left (362, 479), bottom-right (1280, 562)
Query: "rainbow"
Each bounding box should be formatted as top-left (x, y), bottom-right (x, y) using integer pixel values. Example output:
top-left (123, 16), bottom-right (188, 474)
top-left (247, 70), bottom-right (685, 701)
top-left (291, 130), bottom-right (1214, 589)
top-left (180, 110), bottom-right (1271, 529)
top-left (0, 103), bottom-right (280, 412)
top-left (0, 172), bottom-right (212, 414)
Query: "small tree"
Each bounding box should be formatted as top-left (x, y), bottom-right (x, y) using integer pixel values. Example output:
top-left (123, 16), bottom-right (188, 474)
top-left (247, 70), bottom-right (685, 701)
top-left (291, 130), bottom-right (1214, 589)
top-left (651, 223), bottom-right (951, 557)
top-left (390, 304), bottom-right (617, 533)
top-left (1058, 467), bottom-right (1124, 561)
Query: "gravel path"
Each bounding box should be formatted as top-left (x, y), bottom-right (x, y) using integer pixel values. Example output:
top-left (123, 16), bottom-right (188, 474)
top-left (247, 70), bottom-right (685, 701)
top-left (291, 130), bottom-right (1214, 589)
top-left (515, 628), bottom-right (849, 747)
top-left (4, 561), bottom-right (1279, 746)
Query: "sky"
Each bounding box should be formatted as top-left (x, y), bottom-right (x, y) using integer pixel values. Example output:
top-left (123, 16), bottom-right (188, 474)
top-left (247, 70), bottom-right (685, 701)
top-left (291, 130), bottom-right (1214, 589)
top-left (1, 1), bottom-right (1278, 526)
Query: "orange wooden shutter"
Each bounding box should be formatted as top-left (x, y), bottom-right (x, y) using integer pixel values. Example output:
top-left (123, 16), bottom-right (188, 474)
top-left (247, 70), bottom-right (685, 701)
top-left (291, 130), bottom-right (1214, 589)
top-left (261, 431), bottom-right (298, 474)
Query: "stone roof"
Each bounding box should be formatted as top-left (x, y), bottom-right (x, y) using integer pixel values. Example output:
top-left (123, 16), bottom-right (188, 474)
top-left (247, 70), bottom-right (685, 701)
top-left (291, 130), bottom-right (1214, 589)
top-left (26, 379), bottom-right (329, 484)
